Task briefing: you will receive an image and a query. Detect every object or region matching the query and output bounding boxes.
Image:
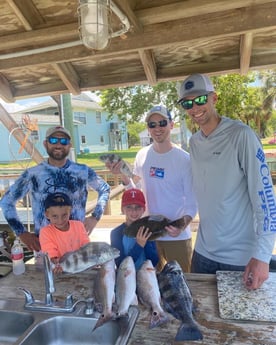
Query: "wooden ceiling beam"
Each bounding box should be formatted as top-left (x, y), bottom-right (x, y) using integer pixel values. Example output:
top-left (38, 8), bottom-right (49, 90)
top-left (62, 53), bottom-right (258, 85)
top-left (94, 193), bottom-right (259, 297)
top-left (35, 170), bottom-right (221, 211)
top-left (0, 2), bottom-right (275, 71)
top-left (240, 33), bottom-right (253, 75)
top-left (0, 73), bottom-right (15, 102)
top-left (136, 0), bottom-right (275, 25)
top-left (113, 0), bottom-right (144, 33)
top-left (138, 49), bottom-right (157, 84)
top-left (52, 62), bottom-right (81, 95)
top-left (6, 0), bottom-right (45, 30)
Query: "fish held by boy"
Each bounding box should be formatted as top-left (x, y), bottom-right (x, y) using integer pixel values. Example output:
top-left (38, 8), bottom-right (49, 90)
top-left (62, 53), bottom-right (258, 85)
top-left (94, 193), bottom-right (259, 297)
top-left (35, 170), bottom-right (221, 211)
top-left (157, 260), bottom-right (203, 341)
top-left (115, 256), bottom-right (138, 318)
top-left (93, 259), bottom-right (116, 330)
top-left (124, 215), bottom-right (186, 241)
top-left (136, 260), bottom-right (169, 329)
top-left (99, 153), bottom-right (134, 179)
top-left (57, 242), bottom-right (120, 274)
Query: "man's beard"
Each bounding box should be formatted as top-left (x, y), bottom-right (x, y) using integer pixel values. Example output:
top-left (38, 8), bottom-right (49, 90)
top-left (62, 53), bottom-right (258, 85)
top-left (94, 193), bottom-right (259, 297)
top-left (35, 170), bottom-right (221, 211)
top-left (47, 149), bottom-right (69, 161)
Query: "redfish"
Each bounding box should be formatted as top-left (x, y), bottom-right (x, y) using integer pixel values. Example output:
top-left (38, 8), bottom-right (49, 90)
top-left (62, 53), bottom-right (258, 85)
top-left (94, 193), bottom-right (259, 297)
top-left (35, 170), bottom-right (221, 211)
top-left (136, 260), bottom-right (169, 329)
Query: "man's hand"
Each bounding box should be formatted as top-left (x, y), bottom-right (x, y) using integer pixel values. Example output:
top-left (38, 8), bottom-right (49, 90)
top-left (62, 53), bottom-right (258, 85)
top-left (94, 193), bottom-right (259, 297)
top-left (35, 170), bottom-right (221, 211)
top-left (165, 225), bottom-right (182, 237)
top-left (243, 258), bottom-right (269, 290)
top-left (19, 232), bottom-right (40, 252)
top-left (84, 216), bottom-right (98, 236)
top-left (136, 226), bottom-right (152, 247)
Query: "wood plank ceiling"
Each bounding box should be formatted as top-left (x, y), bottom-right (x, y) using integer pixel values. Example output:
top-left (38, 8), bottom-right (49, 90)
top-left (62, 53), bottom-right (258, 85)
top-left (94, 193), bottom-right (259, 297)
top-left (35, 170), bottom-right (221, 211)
top-left (0, 0), bottom-right (275, 103)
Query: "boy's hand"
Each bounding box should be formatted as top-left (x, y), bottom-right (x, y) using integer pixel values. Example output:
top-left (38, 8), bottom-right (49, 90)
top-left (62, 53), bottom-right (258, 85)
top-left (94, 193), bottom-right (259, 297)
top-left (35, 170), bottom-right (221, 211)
top-left (136, 226), bottom-right (152, 247)
top-left (51, 257), bottom-right (63, 274)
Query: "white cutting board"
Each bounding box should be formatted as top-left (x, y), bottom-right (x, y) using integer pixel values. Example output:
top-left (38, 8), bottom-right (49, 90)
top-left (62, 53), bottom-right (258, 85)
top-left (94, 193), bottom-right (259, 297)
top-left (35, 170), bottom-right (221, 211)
top-left (216, 271), bottom-right (276, 322)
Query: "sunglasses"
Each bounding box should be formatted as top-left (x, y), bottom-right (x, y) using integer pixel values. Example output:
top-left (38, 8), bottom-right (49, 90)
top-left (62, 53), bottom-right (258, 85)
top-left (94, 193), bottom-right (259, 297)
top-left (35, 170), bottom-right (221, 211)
top-left (47, 137), bottom-right (70, 145)
top-left (148, 119), bottom-right (168, 129)
top-left (179, 94), bottom-right (210, 110)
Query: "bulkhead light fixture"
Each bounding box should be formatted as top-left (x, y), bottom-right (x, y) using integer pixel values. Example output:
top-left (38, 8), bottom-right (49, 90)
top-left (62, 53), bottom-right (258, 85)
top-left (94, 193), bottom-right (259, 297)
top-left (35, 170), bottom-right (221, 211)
top-left (78, 0), bottom-right (130, 50)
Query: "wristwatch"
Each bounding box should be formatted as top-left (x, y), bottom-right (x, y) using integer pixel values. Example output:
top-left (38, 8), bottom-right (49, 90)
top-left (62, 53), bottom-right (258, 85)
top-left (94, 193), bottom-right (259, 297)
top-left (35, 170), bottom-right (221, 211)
top-left (91, 211), bottom-right (100, 221)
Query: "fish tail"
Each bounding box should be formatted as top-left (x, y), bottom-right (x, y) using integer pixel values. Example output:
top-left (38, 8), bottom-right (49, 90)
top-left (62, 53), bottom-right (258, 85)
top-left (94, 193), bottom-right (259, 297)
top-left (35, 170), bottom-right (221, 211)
top-left (93, 312), bottom-right (114, 331)
top-left (175, 322), bottom-right (203, 341)
top-left (149, 311), bottom-right (169, 329)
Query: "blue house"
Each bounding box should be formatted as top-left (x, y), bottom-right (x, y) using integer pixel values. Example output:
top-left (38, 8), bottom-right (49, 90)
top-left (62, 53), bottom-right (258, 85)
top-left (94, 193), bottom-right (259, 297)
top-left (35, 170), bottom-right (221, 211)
top-left (0, 94), bottom-right (128, 163)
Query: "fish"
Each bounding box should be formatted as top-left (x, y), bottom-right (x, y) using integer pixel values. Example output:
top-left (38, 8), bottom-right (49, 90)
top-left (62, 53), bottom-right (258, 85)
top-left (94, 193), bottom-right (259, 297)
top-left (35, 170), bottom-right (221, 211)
top-left (157, 260), bottom-right (203, 341)
top-left (93, 259), bottom-right (116, 330)
top-left (58, 242), bottom-right (120, 274)
top-left (115, 256), bottom-right (138, 318)
top-left (99, 153), bottom-right (134, 179)
top-left (136, 260), bottom-right (169, 329)
top-left (124, 215), bottom-right (186, 241)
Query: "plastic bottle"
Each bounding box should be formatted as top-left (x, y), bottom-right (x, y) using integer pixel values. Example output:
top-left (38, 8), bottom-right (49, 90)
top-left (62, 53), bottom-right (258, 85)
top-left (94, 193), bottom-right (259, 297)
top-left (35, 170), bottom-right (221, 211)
top-left (11, 238), bottom-right (25, 275)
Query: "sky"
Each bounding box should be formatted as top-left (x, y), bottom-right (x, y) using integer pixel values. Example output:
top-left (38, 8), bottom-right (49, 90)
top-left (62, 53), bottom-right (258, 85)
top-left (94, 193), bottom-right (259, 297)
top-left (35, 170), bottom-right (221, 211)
top-left (0, 91), bottom-right (99, 113)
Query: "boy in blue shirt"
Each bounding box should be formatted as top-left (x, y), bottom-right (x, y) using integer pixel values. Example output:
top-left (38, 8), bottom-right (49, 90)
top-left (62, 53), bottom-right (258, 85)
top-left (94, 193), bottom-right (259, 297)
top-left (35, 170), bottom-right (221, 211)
top-left (110, 188), bottom-right (159, 270)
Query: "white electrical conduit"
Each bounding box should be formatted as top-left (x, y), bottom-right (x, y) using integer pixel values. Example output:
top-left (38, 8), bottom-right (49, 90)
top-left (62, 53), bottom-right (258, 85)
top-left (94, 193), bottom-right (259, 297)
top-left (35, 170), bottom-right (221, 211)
top-left (0, 0), bottom-right (130, 60)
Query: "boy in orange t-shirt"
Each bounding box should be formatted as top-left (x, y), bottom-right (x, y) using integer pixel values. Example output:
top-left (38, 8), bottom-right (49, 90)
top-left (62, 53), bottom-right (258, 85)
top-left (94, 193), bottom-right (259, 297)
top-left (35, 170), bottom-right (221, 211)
top-left (39, 192), bottom-right (89, 273)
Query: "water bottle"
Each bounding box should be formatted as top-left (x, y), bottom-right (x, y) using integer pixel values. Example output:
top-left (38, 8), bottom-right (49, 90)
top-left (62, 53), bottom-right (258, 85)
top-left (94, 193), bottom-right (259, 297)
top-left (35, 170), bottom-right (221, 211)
top-left (11, 238), bottom-right (25, 275)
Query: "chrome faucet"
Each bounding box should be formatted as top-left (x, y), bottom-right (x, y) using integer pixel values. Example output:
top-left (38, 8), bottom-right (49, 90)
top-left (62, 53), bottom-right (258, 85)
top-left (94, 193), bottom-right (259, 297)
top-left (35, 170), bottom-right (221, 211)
top-left (20, 253), bottom-right (93, 313)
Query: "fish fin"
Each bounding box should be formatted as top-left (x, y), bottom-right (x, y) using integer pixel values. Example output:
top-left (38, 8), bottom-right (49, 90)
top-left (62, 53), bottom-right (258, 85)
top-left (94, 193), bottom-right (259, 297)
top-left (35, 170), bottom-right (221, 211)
top-left (175, 322), bottom-right (203, 341)
top-left (149, 311), bottom-right (169, 329)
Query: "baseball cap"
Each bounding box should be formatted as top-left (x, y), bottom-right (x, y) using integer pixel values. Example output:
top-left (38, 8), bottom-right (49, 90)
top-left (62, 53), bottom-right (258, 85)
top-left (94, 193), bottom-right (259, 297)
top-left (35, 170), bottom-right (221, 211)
top-left (178, 74), bottom-right (214, 102)
top-left (44, 192), bottom-right (72, 210)
top-left (46, 126), bottom-right (71, 139)
top-left (121, 189), bottom-right (146, 208)
top-left (145, 105), bottom-right (172, 122)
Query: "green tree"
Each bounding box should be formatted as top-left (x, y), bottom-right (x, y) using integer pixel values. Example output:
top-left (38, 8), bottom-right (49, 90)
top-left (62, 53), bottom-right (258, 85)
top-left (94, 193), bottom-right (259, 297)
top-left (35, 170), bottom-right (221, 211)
top-left (95, 70), bottom-right (276, 139)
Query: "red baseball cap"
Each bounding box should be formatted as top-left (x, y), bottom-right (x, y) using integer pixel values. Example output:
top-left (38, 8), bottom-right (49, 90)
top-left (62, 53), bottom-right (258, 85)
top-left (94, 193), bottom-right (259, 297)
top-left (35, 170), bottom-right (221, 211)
top-left (121, 189), bottom-right (146, 208)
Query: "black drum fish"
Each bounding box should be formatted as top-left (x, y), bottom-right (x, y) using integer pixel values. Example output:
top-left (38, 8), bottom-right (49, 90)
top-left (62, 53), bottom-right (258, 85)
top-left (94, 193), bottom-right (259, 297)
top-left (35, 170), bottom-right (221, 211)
top-left (124, 215), bottom-right (186, 241)
top-left (157, 260), bottom-right (203, 341)
top-left (58, 242), bottom-right (120, 274)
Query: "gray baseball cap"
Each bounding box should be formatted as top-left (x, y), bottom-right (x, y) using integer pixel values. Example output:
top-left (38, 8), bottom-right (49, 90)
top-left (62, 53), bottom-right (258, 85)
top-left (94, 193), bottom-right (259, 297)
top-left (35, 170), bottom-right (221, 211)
top-left (178, 74), bottom-right (214, 102)
top-left (145, 105), bottom-right (172, 122)
top-left (46, 126), bottom-right (71, 139)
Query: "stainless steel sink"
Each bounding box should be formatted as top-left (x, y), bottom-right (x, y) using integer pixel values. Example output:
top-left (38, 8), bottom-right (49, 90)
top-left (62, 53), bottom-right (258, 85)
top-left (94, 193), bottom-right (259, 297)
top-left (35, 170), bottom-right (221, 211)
top-left (18, 306), bottom-right (139, 345)
top-left (0, 310), bottom-right (34, 344)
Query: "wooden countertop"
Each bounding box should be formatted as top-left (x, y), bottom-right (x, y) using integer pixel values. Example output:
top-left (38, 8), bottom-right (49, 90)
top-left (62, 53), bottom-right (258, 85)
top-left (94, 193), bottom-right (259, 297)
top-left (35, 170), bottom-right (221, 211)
top-left (0, 264), bottom-right (275, 345)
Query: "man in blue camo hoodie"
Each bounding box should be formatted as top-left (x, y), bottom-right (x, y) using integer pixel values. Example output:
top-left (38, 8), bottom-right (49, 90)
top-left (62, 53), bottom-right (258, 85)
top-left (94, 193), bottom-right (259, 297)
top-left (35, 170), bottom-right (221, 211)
top-left (0, 126), bottom-right (110, 251)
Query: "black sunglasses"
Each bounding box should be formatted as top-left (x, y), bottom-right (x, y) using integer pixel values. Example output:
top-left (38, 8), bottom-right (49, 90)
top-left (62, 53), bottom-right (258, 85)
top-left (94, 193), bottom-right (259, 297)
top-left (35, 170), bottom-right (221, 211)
top-left (179, 94), bottom-right (210, 110)
top-left (47, 137), bottom-right (70, 145)
top-left (148, 119), bottom-right (168, 129)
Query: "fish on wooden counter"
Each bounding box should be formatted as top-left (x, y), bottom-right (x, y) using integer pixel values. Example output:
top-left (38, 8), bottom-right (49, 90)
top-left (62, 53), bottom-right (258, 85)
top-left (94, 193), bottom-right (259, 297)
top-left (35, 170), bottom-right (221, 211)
top-left (136, 260), bottom-right (169, 329)
top-left (115, 256), bottom-right (138, 318)
top-left (93, 259), bottom-right (116, 330)
top-left (158, 260), bottom-right (203, 341)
